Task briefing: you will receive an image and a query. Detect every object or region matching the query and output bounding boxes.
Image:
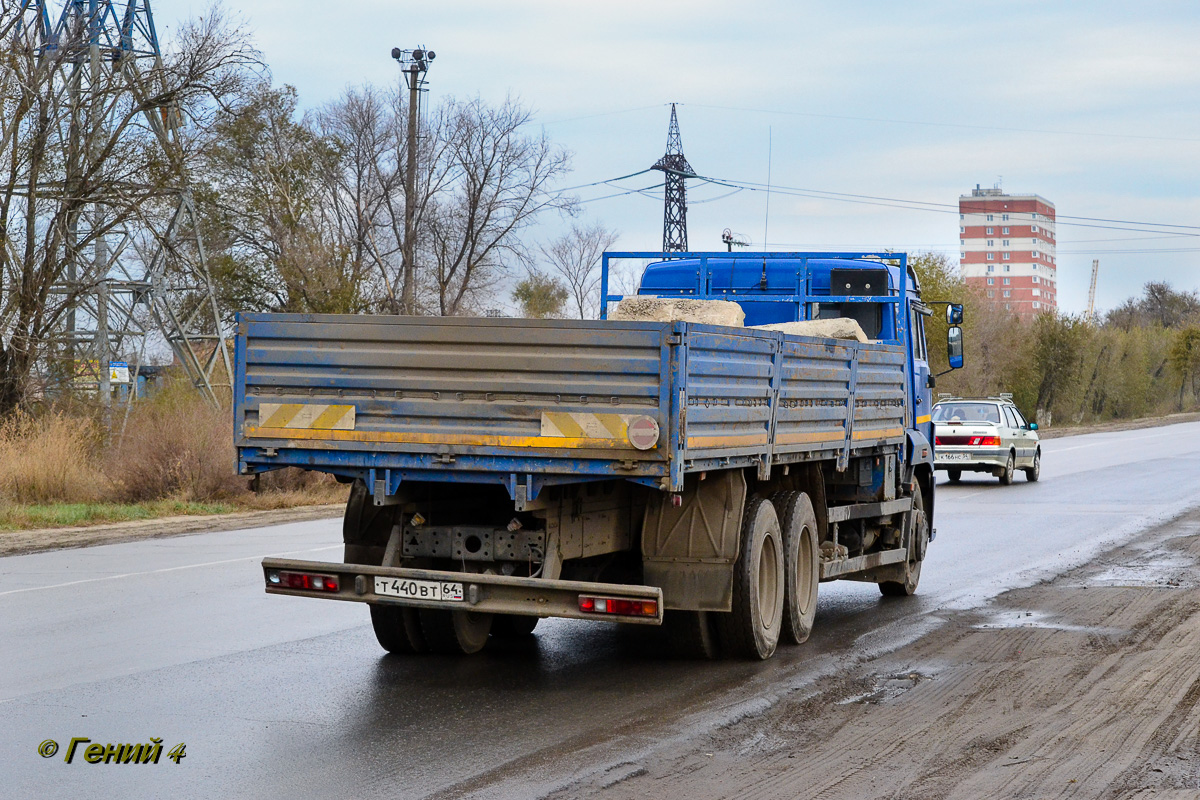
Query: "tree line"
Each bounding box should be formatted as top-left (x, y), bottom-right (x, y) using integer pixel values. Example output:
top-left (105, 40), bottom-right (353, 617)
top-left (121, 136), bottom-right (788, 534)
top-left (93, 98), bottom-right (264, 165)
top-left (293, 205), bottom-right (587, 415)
top-left (913, 253), bottom-right (1200, 427)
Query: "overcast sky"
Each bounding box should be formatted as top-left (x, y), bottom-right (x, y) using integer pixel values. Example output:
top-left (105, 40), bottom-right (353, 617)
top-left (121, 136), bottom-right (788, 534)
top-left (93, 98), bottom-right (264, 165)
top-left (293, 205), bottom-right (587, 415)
top-left (163, 0), bottom-right (1200, 314)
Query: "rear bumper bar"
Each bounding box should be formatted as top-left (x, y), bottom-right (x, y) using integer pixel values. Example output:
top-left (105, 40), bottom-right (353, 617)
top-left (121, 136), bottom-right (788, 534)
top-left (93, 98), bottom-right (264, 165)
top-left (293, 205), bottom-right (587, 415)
top-left (261, 557), bottom-right (664, 625)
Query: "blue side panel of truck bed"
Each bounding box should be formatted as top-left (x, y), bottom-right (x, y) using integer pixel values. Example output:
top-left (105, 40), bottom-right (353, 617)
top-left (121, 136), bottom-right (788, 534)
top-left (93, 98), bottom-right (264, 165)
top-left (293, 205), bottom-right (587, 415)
top-left (234, 314), bottom-right (909, 497)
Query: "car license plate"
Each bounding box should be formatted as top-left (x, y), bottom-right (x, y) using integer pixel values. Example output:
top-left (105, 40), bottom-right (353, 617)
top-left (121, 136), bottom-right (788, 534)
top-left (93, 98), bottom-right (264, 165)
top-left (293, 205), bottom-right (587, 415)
top-left (374, 577), bottom-right (464, 602)
top-left (940, 453), bottom-right (970, 461)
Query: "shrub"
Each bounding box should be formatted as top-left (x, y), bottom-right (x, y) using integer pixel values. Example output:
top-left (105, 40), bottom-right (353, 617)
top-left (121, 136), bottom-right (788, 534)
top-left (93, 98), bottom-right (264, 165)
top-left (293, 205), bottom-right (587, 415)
top-left (108, 381), bottom-right (243, 502)
top-left (0, 412), bottom-right (110, 503)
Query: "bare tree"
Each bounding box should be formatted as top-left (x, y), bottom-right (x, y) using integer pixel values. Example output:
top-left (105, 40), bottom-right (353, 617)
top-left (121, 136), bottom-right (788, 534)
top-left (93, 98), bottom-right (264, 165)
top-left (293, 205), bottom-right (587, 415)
top-left (540, 221), bottom-right (618, 319)
top-left (311, 85), bottom-right (407, 313)
top-left (230, 87), bottom-right (572, 319)
top-left (196, 82), bottom-right (385, 314)
top-left (0, 3), bottom-right (258, 414)
top-left (422, 96), bottom-right (574, 316)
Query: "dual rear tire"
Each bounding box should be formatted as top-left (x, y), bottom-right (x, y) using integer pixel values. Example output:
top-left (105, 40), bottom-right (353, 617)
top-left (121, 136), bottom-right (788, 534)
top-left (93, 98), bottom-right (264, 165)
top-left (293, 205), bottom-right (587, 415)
top-left (702, 491), bottom-right (821, 660)
top-left (344, 480), bottom-right (514, 656)
top-left (714, 496), bottom-right (786, 660)
top-left (373, 606), bottom-right (534, 655)
top-left (771, 491), bottom-right (820, 646)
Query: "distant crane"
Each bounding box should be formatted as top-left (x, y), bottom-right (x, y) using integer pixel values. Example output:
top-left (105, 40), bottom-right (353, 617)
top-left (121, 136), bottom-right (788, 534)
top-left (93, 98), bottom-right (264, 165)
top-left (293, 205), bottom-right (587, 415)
top-left (1086, 259), bottom-right (1100, 323)
top-left (650, 104), bottom-right (697, 252)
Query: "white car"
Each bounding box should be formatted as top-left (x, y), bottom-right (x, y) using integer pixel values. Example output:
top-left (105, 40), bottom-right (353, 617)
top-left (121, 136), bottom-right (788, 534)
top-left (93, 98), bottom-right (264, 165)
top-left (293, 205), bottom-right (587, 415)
top-left (932, 395), bottom-right (1041, 484)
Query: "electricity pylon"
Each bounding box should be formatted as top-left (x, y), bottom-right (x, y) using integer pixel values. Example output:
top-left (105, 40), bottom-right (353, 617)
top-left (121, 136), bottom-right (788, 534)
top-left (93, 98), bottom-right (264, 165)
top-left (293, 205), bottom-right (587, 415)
top-left (651, 103), bottom-right (697, 252)
top-left (9, 0), bottom-right (232, 413)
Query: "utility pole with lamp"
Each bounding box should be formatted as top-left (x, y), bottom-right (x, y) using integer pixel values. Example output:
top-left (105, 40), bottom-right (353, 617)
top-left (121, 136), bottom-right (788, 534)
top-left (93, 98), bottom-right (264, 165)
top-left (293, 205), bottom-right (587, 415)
top-left (390, 46), bottom-right (435, 315)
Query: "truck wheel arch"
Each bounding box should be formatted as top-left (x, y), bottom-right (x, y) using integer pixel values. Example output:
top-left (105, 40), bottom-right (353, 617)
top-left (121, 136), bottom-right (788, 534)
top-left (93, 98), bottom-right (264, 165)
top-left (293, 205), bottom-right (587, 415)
top-left (913, 463), bottom-right (934, 530)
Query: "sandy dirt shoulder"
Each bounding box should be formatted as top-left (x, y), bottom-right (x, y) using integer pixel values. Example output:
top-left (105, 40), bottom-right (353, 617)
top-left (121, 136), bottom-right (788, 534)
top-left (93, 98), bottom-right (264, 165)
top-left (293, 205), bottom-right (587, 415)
top-left (1038, 410), bottom-right (1200, 439)
top-left (552, 510), bottom-right (1200, 800)
top-left (0, 504), bottom-right (343, 558)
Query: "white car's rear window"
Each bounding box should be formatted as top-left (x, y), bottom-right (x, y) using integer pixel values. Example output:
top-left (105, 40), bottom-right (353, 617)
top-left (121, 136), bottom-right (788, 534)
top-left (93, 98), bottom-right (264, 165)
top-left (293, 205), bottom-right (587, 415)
top-left (933, 402), bottom-right (1001, 424)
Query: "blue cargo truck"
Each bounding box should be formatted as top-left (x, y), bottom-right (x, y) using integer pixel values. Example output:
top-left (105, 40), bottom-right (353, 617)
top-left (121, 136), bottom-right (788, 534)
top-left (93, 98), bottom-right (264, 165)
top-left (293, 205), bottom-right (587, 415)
top-left (238, 251), bottom-right (963, 660)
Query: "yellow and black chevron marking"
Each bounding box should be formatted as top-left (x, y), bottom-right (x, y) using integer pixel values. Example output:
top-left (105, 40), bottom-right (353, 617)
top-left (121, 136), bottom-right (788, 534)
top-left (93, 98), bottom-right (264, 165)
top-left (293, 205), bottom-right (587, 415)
top-left (539, 411), bottom-right (638, 440)
top-left (257, 403), bottom-right (356, 431)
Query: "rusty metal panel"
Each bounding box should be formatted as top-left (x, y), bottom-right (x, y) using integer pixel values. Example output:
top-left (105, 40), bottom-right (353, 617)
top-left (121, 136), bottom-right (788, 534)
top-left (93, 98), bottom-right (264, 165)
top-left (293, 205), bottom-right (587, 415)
top-left (680, 326), bottom-right (776, 460)
top-left (238, 314), bottom-right (674, 465)
top-left (849, 346), bottom-right (908, 447)
top-left (774, 338), bottom-right (855, 454)
top-left (774, 337), bottom-right (906, 456)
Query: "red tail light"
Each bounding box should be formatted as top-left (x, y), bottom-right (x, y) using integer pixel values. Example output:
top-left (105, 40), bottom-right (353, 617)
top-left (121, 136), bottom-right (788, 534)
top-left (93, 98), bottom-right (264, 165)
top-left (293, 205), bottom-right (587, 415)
top-left (267, 570), bottom-right (339, 592)
top-left (579, 595), bottom-right (658, 617)
top-left (937, 435), bottom-right (1000, 447)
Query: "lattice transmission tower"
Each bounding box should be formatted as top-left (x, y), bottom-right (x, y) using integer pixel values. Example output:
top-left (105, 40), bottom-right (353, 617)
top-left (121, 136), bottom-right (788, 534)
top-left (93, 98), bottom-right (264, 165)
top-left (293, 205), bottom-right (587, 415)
top-left (7, 0), bottom-right (232, 412)
top-left (650, 103), bottom-right (697, 252)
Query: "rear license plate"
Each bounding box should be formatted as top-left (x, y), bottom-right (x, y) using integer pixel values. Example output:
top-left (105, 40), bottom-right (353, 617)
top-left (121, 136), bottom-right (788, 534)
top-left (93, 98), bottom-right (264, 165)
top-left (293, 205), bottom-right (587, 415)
top-left (940, 453), bottom-right (970, 461)
top-left (374, 577), bottom-right (464, 602)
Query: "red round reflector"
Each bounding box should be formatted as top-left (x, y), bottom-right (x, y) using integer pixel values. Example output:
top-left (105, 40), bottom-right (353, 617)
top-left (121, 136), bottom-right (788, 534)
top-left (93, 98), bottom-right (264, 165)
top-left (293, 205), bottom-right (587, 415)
top-left (627, 416), bottom-right (660, 450)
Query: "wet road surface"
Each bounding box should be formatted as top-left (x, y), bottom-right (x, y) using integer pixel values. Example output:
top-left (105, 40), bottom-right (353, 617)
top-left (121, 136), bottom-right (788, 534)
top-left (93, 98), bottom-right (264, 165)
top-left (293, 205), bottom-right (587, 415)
top-left (3, 421), bottom-right (1199, 799)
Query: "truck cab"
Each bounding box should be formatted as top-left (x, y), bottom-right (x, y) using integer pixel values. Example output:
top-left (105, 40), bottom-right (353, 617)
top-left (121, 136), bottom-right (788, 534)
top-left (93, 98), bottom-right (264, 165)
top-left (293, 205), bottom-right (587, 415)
top-left (602, 251), bottom-right (937, 445)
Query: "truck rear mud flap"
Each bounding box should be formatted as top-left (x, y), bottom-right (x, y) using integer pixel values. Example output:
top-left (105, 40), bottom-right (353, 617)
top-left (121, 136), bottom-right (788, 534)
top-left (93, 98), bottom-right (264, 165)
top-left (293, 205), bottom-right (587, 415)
top-left (261, 557), bottom-right (664, 625)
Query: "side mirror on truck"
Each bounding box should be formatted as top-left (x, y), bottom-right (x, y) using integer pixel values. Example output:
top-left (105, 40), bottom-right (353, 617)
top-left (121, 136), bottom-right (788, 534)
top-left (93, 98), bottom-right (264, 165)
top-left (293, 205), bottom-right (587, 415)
top-left (947, 326), bottom-right (964, 370)
top-left (946, 304), bottom-right (964, 325)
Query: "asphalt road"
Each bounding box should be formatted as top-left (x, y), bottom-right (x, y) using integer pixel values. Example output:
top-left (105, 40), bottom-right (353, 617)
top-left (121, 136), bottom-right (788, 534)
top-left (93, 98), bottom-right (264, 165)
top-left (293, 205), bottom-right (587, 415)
top-left (3, 421), bottom-right (1199, 799)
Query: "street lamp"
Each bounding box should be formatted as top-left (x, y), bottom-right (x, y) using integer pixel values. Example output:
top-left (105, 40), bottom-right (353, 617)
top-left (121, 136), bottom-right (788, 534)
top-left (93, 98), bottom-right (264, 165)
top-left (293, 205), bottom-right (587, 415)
top-left (390, 46), bottom-right (436, 314)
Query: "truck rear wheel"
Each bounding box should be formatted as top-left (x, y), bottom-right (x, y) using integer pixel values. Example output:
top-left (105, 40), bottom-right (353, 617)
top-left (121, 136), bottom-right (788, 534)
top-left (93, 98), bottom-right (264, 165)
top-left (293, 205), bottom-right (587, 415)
top-left (370, 605), bottom-right (428, 654)
top-left (419, 609), bottom-right (493, 655)
top-left (343, 486), bottom-right (429, 655)
top-left (715, 496), bottom-right (785, 660)
top-left (491, 614), bottom-right (539, 638)
top-left (663, 610), bottom-right (720, 659)
top-left (771, 491), bottom-right (820, 646)
top-left (879, 483), bottom-right (928, 597)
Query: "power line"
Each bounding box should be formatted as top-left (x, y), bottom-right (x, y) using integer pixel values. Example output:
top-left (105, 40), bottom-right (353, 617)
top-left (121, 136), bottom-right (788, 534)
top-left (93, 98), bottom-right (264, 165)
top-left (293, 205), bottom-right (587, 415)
top-left (689, 176), bottom-right (1200, 239)
top-left (577, 182), bottom-right (665, 204)
top-left (566, 166), bottom-right (1200, 247)
top-left (1057, 248), bottom-right (1200, 255)
top-left (698, 176), bottom-right (1200, 232)
top-left (560, 168), bottom-right (654, 193)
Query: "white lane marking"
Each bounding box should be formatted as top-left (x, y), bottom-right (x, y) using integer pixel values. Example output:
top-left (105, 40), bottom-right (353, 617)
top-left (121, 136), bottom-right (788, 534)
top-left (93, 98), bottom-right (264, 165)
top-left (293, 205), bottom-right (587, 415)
top-left (0, 545), bottom-right (342, 598)
top-left (947, 490), bottom-right (988, 501)
top-left (1051, 431), bottom-right (1181, 454)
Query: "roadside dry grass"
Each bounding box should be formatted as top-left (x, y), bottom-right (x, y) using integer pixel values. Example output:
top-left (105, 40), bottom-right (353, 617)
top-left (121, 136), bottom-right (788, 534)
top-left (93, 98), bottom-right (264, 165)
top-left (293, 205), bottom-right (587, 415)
top-left (0, 500), bottom-right (238, 531)
top-left (0, 412), bottom-right (109, 504)
top-left (0, 380), bottom-right (347, 531)
top-left (0, 482), bottom-right (348, 532)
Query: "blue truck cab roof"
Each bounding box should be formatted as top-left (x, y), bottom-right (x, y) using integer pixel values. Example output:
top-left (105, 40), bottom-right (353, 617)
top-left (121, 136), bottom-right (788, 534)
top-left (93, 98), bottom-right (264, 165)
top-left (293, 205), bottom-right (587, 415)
top-left (608, 252), bottom-right (920, 343)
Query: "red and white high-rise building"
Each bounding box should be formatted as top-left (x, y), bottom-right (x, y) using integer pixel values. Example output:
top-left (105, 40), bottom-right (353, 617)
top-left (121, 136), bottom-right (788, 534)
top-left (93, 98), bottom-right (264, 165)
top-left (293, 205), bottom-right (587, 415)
top-left (959, 185), bottom-right (1057, 318)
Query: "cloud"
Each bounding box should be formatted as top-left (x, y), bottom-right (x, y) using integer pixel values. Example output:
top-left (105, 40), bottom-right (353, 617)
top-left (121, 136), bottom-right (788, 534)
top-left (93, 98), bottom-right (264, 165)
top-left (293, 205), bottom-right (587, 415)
top-left (158, 0), bottom-right (1200, 310)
